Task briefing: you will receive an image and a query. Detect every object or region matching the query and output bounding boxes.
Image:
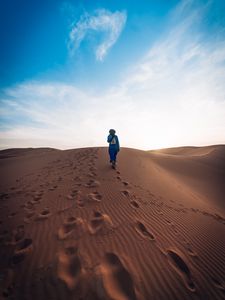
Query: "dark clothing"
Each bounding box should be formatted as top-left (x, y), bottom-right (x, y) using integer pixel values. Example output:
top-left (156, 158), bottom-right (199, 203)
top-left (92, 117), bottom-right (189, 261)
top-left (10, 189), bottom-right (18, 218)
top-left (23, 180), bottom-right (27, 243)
top-left (107, 134), bottom-right (120, 162)
top-left (109, 147), bottom-right (118, 162)
top-left (107, 134), bottom-right (120, 151)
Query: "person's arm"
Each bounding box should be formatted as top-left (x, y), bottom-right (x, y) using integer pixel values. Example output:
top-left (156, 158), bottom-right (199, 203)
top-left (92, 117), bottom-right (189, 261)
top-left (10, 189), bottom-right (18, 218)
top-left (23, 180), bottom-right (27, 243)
top-left (107, 135), bottom-right (113, 143)
top-left (116, 136), bottom-right (120, 151)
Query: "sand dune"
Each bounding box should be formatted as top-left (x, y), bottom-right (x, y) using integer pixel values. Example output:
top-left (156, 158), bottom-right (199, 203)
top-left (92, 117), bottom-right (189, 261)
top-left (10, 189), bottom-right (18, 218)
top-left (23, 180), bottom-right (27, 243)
top-left (0, 145), bottom-right (225, 299)
top-left (150, 144), bottom-right (224, 156)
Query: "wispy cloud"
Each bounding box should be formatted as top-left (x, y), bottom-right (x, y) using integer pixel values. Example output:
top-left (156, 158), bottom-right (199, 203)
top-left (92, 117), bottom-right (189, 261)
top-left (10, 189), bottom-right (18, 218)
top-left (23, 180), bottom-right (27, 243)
top-left (1, 0), bottom-right (225, 150)
top-left (67, 9), bottom-right (127, 61)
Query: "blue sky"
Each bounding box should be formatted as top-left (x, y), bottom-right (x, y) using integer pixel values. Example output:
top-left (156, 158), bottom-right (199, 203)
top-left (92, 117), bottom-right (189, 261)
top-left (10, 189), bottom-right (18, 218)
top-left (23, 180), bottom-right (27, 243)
top-left (0, 0), bottom-right (225, 150)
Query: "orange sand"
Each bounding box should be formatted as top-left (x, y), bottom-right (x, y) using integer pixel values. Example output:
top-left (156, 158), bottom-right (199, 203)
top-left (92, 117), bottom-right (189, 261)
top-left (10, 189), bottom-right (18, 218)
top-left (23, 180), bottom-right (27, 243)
top-left (0, 145), bottom-right (225, 299)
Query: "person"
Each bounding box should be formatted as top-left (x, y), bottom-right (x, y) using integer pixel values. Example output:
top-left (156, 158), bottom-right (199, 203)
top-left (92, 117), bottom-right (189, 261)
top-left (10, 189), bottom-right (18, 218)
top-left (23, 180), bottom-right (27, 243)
top-left (107, 129), bottom-right (120, 168)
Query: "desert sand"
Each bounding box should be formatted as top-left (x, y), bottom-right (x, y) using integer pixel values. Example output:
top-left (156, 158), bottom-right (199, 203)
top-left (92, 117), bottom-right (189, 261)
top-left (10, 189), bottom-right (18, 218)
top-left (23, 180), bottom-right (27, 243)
top-left (0, 145), bottom-right (225, 300)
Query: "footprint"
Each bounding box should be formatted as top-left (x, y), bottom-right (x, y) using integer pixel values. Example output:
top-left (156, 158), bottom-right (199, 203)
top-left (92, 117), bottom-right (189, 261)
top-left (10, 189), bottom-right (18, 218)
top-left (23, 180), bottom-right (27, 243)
top-left (67, 190), bottom-right (81, 200)
top-left (12, 225), bottom-right (25, 244)
top-left (87, 172), bottom-right (96, 178)
top-left (58, 224), bottom-right (77, 240)
top-left (30, 198), bottom-right (41, 205)
top-left (66, 216), bottom-right (77, 223)
top-left (88, 211), bottom-right (113, 235)
top-left (37, 208), bottom-right (51, 220)
top-left (88, 192), bottom-right (102, 202)
top-left (33, 191), bottom-right (43, 200)
top-left (0, 193), bottom-right (9, 200)
top-left (122, 181), bottom-right (129, 186)
top-left (24, 201), bottom-right (34, 210)
top-left (32, 196), bottom-right (42, 203)
top-left (74, 175), bottom-right (82, 180)
top-left (85, 179), bottom-right (100, 188)
top-left (167, 249), bottom-right (195, 291)
top-left (130, 201), bottom-right (139, 208)
top-left (100, 253), bottom-right (137, 300)
top-left (49, 186), bottom-right (57, 191)
top-left (121, 190), bottom-right (131, 197)
top-left (15, 238), bottom-right (32, 253)
top-left (58, 217), bottom-right (85, 240)
top-left (71, 190), bottom-right (80, 196)
top-left (77, 200), bottom-right (85, 207)
top-left (8, 212), bottom-right (17, 218)
top-left (12, 238), bottom-right (33, 265)
top-left (89, 166), bottom-right (97, 172)
top-left (57, 246), bottom-right (84, 290)
top-left (25, 210), bottom-right (35, 219)
top-left (135, 221), bottom-right (155, 240)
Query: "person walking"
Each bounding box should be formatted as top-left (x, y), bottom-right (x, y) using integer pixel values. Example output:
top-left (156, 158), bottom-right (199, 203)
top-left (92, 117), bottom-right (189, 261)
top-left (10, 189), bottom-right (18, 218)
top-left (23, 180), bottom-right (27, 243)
top-left (107, 129), bottom-right (120, 168)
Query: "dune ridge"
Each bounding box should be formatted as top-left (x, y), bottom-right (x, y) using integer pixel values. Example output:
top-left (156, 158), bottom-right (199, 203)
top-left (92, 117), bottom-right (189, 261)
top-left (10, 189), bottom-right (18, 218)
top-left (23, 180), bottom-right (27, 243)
top-left (0, 145), bottom-right (225, 299)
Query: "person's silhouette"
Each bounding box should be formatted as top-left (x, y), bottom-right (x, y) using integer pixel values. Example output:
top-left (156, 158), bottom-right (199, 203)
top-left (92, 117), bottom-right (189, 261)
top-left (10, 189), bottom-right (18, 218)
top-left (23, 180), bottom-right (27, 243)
top-left (107, 129), bottom-right (120, 168)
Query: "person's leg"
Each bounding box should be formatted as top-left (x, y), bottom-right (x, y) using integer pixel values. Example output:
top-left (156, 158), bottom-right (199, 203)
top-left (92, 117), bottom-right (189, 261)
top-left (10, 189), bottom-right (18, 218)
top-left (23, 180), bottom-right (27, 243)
top-left (108, 148), bottom-right (111, 162)
top-left (112, 153), bottom-right (116, 168)
top-left (112, 150), bottom-right (117, 167)
top-left (114, 151), bottom-right (118, 162)
top-left (109, 147), bottom-right (114, 163)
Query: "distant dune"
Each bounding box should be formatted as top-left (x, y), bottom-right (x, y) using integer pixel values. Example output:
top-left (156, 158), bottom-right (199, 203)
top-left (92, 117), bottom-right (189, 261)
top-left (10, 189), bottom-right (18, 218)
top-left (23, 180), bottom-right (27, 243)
top-left (150, 144), bottom-right (225, 155)
top-left (0, 145), bottom-right (225, 299)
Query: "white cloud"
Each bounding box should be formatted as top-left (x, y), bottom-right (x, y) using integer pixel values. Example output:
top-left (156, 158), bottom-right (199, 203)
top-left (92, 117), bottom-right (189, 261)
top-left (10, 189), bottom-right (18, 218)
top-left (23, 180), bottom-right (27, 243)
top-left (68, 9), bottom-right (127, 61)
top-left (1, 0), bottom-right (225, 150)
